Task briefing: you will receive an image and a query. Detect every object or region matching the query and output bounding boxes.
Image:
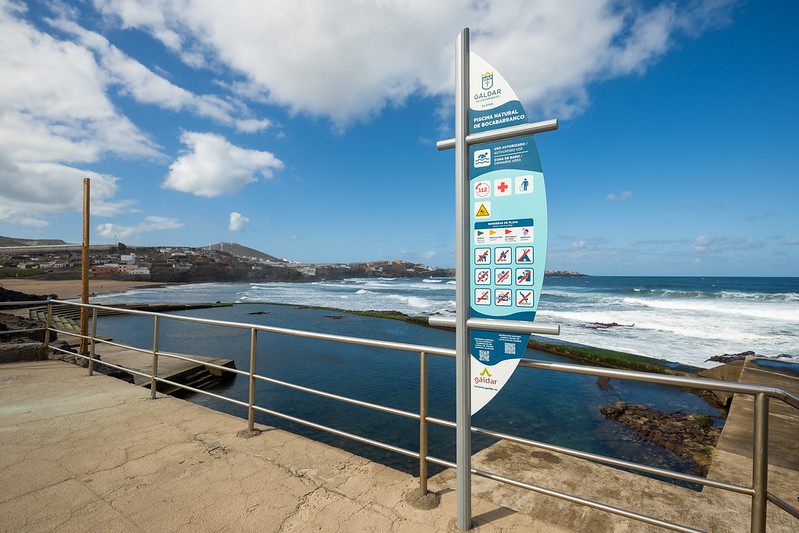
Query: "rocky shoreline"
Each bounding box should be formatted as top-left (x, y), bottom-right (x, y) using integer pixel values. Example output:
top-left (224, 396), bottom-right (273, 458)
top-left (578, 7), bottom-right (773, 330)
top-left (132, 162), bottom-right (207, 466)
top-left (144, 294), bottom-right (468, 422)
top-left (600, 401), bottom-right (723, 476)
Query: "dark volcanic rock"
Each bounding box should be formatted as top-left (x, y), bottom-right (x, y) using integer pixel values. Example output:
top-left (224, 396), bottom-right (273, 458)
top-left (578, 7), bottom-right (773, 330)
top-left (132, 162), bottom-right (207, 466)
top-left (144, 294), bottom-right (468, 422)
top-left (0, 313), bottom-right (52, 342)
top-left (596, 376), bottom-right (613, 391)
top-left (0, 286), bottom-right (53, 306)
top-left (706, 351), bottom-right (794, 364)
top-left (706, 351), bottom-right (756, 363)
top-left (583, 322), bottom-right (635, 329)
top-left (600, 401), bottom-right (722, 476)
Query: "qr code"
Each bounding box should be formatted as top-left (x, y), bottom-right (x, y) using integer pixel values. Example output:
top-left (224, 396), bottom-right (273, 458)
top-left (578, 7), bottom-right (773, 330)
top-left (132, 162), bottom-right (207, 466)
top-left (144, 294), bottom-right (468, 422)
top-left (479, 350), bottom-right (490, 362)
top-left (504, 343), bottom-right (516, 355)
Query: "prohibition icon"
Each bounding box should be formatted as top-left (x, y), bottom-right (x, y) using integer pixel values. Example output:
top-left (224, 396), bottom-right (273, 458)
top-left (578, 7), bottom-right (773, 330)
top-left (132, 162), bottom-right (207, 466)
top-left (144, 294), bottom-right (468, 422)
top-left (495, 289), bottom-right (512, 306)
top-left (495, 247), bottom-right (511, 264)
top-left (474, 289), bottom-right (491, 305)
top-left (516, 268), bottom-right (533, 285)
top-left (495, 269), bottom-right (512, 285)
top-left (516, 247), bottom-right (533, 263)
top-left (517, 290), bottom-right (534, 307)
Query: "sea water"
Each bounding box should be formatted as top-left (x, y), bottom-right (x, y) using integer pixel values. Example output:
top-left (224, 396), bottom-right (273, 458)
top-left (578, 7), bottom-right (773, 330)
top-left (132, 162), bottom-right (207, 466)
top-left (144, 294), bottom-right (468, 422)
top-left (94, 276), bottom-right (799, 368)
top-left (88, 284), bottom-right (765, 482)
top-left (89, 276), bottom-right (796, 480)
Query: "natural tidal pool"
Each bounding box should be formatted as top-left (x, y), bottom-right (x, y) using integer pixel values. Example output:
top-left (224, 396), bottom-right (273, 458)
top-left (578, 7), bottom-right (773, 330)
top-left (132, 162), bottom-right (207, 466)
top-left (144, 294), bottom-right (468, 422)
top-left (94, 303), bottom-right (724, 485)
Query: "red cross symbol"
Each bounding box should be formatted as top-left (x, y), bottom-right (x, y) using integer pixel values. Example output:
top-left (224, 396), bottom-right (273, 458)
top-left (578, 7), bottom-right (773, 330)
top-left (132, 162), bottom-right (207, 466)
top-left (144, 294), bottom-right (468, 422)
top-left (497, 181), bottom-right (508, 193)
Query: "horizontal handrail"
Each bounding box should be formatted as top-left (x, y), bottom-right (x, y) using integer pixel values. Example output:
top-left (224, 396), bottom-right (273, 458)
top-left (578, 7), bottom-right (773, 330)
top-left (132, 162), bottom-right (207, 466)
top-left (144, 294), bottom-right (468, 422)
top-left (16, 298), bottom-right (799, 531)
top-left (429, 315), bottom-right (561, 335)
top-left (48, 300), bottom-right (799, 407)
top-left (253, 373), bottom-right (421, 421)
top-left (519, 359), bottom-right (799, 410)
top-left (0, 327), bottom-right (46, 336)
top-left (767, 492), bottom-right (799, 519)
top-left (50, 300), bottom-right (457, 357)
top-left (0, 300), bottom-right (50, 306)
top-left (251, 403), bottom-right (420, 459)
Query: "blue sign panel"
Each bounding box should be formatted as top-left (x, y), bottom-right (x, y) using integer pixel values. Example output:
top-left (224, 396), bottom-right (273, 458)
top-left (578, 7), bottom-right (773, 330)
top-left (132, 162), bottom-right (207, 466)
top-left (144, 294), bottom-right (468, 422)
top-left (468, 52), bottom-right (548, 414)
top-left (469, 135), bottom-right (546, 322)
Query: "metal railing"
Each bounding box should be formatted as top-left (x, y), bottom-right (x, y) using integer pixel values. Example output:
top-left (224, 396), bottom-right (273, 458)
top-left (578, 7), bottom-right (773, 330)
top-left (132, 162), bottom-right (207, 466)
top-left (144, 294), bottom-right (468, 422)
top-left (2, 298), bottom-right (798, 532)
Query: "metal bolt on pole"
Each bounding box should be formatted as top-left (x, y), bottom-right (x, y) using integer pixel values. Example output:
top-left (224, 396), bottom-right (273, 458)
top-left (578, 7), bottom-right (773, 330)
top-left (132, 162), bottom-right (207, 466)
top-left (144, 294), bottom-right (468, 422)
top-left (248, 328), bottom-right (257, 432)
top-left (419, 350), bottom-right (429, 495)
top-left (150, 316), bottom-right (160, 399)
top-left (88, 307), bottom-right (98, 376)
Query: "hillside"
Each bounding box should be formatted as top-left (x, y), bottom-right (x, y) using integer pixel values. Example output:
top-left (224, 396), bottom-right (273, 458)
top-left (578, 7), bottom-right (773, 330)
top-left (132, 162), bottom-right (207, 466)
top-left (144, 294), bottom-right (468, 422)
top-left (0, 236), bottom-right (69, 247)
top-left (206, 242), bottom-right (283, 263)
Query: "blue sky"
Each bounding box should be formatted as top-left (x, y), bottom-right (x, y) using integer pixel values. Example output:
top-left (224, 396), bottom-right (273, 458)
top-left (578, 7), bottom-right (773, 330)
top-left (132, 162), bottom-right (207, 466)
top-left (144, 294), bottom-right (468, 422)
top-left (0, 0), bottom-right (796, 276)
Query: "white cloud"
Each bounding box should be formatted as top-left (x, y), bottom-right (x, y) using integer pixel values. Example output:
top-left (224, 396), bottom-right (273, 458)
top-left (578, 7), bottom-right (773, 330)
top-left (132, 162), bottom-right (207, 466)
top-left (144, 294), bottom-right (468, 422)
top-left (605, 191), bottom-right (633, 202)
top-left (93, 0), bottom-right (733, 125)
top-left (47, 17), bottom-right (247, 126)
top-left (228, 212), bottom-right (249, 231)
top-left (0, 152), bottom-right (133, 227)
top-left (235, 118), bottom-right (273, 133)
top-left (691, 235), bottom-right (763, 253)
top-left (0, 3), bottom-right (160, 163)
top-left (0, 1), bottom-right (157, 228)
top-left (96, 215), bottom-right (183, 240)
top-left (163, 131), bottom-right (283, 197)
top-left (419, 250), bottom-right (437, 260)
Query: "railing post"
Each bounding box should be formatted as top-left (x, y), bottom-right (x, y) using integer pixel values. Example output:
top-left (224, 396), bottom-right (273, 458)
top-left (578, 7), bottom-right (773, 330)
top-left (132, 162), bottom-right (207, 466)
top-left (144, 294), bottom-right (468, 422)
top-left (248, 328), bottom-right (257, 432)
top-left (751, 392), bottom-right (769, 532)
top-left (150, 316), bottom-right (160, 399)
top-left (419, 351), bottom-right (428, 495)
top-left (88, 307), bottom-right (98, 376)
top-left (43, 299), bottom-right (53, 349)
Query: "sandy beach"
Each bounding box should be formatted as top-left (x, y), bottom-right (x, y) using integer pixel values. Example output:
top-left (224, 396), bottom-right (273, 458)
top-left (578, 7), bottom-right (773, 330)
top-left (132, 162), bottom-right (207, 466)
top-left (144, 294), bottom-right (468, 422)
top-left (0, 278), bottom-right (173, 300)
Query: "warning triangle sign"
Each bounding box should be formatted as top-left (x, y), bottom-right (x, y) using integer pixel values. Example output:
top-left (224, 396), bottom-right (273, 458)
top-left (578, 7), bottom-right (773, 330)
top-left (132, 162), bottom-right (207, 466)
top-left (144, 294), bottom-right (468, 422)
top-left (475, 203), bottom-right (490, 217)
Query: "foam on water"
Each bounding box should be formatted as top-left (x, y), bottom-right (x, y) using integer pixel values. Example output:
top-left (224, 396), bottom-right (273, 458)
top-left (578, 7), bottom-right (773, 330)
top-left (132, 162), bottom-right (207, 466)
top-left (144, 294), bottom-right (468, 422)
top-left (92, 276), bottom-right (798, 368)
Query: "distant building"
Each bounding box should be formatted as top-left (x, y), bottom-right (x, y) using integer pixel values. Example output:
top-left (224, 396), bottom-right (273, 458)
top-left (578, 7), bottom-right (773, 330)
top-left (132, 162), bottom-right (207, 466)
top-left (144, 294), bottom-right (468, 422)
top-left (120, 253), bottom-right (136, 264)
top-left (118, 264), bottom-right (140, 273)
top-left (90, 264), bottom-right (119, 274)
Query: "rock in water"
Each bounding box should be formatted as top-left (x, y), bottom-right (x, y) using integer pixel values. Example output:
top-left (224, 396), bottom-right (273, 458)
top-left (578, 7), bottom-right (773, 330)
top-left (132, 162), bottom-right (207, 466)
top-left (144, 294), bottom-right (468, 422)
top-left (600, 402), bottom-right (723, 476)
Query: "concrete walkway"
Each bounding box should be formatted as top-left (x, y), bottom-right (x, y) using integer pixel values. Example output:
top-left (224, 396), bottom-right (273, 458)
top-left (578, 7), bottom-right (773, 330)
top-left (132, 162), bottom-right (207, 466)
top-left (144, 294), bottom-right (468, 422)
top-left (430, 358), bottom-right (799, 532)
top-left (2, 359), bottom-right (798, 532)
top-left (0, 360), bottom-right (556, 532)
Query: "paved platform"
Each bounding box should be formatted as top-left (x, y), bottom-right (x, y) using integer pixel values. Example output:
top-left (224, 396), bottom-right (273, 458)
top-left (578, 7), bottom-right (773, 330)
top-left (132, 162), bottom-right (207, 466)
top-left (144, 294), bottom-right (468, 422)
top-left (431, 358), bottom-right (799, 532)
top-left (1, 359), bottom-right (798, 532)
top-left (0, 360), bottom-right (559, 532)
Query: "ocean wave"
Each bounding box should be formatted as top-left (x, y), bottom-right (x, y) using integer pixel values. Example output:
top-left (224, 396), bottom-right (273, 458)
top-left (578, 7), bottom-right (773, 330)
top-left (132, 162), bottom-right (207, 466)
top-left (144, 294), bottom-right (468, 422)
top-left (94, 277), bottom-right (797, 368)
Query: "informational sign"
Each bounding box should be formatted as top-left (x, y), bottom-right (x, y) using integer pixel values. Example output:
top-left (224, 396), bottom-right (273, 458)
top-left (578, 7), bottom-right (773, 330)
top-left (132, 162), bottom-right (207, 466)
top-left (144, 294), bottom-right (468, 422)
top-left (469, 52), bottom-right (548, 414)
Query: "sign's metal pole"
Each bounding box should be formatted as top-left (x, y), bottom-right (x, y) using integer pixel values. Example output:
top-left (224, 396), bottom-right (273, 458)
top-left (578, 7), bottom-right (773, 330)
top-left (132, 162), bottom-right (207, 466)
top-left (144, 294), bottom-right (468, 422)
top-left (455, 27), bottom-right (472, 531)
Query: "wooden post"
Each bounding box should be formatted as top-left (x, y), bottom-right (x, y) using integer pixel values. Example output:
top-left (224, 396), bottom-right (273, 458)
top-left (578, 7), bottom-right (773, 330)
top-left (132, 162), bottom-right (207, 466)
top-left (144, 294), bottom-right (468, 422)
top-left (80, 178), bottom-right (90, 355)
